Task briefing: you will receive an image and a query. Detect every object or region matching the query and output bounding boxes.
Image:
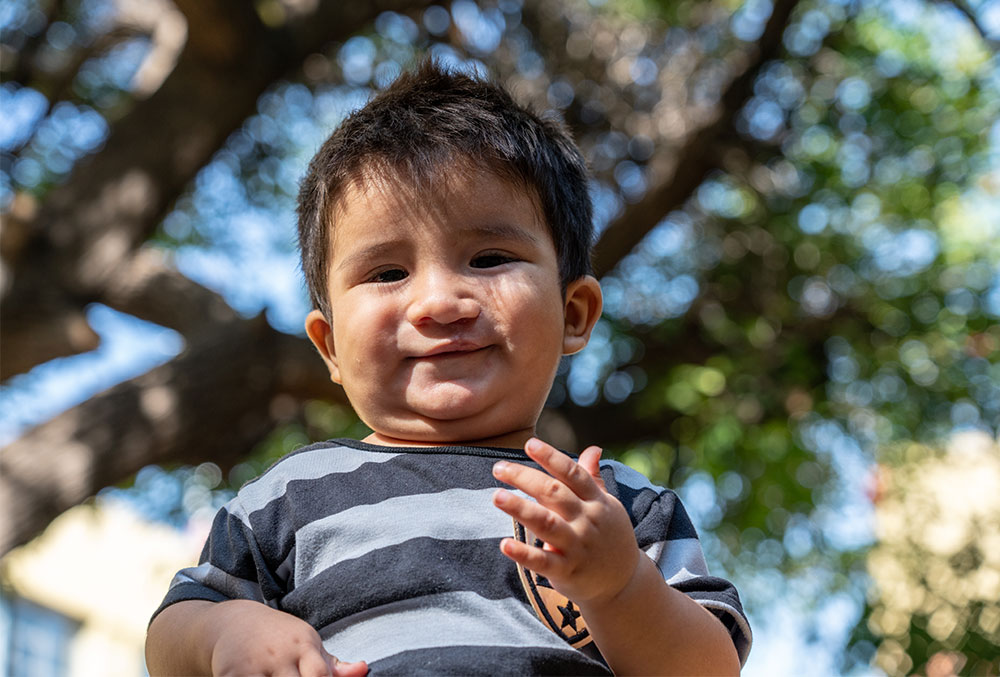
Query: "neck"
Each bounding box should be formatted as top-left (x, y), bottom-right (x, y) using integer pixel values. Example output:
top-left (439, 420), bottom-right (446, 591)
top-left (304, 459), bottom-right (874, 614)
top-left (363, 428), bottom-right (536, 450)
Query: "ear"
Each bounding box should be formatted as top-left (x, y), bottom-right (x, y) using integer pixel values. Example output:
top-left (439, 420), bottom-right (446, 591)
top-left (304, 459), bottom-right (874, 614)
top-left (562, 275), bottom-right (603, 355)
top-left (305, 309), bottom-right (342, 384)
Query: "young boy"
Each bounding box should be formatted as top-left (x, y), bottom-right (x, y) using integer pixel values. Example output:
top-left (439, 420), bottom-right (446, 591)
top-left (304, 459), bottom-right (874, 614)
top-left (146, 61), bottom-right (751, 676)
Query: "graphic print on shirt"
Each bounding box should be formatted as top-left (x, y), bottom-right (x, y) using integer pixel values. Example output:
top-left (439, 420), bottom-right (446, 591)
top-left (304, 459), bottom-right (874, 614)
top-left (513, 518), bottom-right (594, 649)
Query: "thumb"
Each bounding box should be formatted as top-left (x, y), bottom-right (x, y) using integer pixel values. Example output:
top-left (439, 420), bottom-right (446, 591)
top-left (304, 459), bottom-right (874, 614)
top-left (578, 445), bottom-right (606, 492)
top-left (328, 653), bottom-right (369, 677)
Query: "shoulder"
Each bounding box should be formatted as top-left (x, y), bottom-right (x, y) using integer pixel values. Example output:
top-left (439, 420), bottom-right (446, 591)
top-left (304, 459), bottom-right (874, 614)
top-left (597, 459), bottom-right (699, 537)
top-left (229, 439), bottom-right (399, 513)
top-left (597, 459), bottom-right (670, 494)
top-left (241, 439), bottom-right (400, 487)
top-left (597, 458), bottom-right (682, 511)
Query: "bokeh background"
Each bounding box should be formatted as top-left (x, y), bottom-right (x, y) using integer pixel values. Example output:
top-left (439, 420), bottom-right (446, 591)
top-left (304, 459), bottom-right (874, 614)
top-left (1, 0), bottom-right (998, 674)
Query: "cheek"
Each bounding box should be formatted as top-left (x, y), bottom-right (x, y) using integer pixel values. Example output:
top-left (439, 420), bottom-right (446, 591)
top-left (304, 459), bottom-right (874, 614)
top-left (493, 268), bottom-right (562, 312)
top-left (492, 277), bottom-right (565, 348)
top-left (336, 292), bottom-right (399, 330)
top-left (332, 304), bottom-right (393, 365)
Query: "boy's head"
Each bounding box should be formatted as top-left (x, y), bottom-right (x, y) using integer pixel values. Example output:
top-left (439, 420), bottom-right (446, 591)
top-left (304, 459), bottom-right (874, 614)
top-left (299, 61), bottom-right (602, 447)
top-left (297, 59), bottom-right (594, 319)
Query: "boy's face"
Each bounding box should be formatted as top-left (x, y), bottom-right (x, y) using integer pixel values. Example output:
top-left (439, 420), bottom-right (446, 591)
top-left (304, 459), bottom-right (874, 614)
top-left (305, 167), bottom-right (602, 448)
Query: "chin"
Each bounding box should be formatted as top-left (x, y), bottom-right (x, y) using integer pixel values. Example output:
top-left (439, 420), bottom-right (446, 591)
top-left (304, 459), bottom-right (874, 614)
top-left (376, 412), bottom-right (520, 446)
top-left (405, 386), bottom-right (494, 420)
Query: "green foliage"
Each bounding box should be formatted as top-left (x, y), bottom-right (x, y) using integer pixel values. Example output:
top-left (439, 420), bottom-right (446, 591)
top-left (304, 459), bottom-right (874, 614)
top-left (569, 0), bottom-right (999, 669)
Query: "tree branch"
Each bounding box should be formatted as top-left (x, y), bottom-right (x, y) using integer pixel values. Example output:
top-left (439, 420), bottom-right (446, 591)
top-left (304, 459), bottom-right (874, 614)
top-left (0, 317), bottom-right (347, 555)
top-left (0, 0), bottom-right (67, 85)
top-left (100, 248), bottom-right (241, 335)
top-left (937, 0), bottom-right (1000, 52)
top-left (1, 0), bottom-right (436, 380)
top-left (591, 0), bottom-right (800, 278)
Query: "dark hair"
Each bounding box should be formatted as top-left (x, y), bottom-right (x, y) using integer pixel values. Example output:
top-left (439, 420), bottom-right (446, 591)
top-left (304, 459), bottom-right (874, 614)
top-left (296, 59), bottom-right (594, 317)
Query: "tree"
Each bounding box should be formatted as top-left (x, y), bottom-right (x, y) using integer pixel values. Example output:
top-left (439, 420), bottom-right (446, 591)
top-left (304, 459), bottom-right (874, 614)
top-left (2, 0), bottom-right (799, 554)
top-left (2, 0), bottom-right (998, 671)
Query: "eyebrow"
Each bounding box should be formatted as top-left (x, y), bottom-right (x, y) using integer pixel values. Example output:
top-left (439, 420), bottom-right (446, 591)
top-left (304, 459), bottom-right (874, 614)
top-left (335, 239), bottom-right (404, 272)
top-left (462, 222), bottom-right (542, 247)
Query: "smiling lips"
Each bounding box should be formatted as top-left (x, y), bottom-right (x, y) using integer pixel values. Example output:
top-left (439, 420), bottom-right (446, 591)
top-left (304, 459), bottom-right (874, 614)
top-left (413, 341), bottom-right (490, 359)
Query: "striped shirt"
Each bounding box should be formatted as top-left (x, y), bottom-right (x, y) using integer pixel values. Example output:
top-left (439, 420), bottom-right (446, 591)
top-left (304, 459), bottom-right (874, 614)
top-left (154, 439), bottom-right (751, 673)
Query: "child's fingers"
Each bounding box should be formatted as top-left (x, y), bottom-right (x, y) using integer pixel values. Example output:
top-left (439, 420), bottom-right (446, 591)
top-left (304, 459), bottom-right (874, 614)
top-left (492, 461), bottom-right (581, 517)
top-left (298, 649), bottom-right (335, 677)
top-left (523, 438), bottom-right (603, 500)
top-left (492, 489), bottom-right (574, 551)
top-left (576, 445), bottom-right (606, 492)
top-left (498, 536), bottom-right (562, 575)
top-left (330, 659), bottom-right (369, 677)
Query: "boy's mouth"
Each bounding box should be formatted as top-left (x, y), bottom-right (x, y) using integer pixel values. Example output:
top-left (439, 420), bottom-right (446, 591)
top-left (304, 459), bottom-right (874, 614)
top-left (413, 341), bottom-right (490, 358)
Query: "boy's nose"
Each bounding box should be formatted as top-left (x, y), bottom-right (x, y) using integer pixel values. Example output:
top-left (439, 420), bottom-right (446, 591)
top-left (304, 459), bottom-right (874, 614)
top-left (405, 271), bottom-right (480, 326)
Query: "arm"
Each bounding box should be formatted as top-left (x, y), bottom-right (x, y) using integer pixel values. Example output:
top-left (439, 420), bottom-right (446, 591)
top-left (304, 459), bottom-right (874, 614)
top-left (492, 439), bottom-right (741, 676)
top-left (575, 552), bottom-right (740, 675)
top-left (145, 599), bottom-right (369, 677)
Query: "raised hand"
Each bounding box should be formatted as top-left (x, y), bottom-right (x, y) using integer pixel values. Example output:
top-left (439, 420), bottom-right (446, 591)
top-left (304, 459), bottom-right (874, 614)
top-left (491, 438), bottom-right (640, 608)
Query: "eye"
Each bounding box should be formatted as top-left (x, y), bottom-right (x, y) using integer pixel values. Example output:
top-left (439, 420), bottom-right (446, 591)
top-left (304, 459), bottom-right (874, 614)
top-left (369, 268), bottom-right (408, 283)
top-left (471, 252), bottom-right (516, 269)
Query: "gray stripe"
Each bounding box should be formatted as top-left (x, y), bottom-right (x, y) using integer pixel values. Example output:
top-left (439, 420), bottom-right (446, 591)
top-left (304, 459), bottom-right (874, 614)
top-left (171, 562), bottom-right (267, 604)
top-left (645, 537), bottom-right (709, 579)
top-left (227, 445), bottom-right (400, 526)
top-left (295, 487), bottom-right (513, 584)
top-left (602, 459), bottom-right (664, 492)
top-left (319, 591), bottom-right (576, 664)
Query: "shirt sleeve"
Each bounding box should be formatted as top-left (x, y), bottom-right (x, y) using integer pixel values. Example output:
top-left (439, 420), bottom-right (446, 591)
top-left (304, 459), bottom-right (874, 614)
top-left (149, 494), bottom-right (282, 623)
top-left (600, 460), bottom-right (752, 666)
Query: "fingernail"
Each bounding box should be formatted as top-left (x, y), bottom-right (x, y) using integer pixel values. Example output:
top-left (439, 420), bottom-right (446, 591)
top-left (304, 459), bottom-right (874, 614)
top-left (494, 488), bottom-right (510, 504)
top-left (493, 461), bottom-right (508, 476)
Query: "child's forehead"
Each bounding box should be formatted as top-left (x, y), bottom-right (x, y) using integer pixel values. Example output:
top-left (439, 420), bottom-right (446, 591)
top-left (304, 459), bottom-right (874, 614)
top-left (328, 163), bottom-right (546, 247)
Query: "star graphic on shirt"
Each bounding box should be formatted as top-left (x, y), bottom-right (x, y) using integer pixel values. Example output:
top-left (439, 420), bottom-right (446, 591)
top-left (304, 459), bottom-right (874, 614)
top-left (558, 600), bottom-right (581, 631)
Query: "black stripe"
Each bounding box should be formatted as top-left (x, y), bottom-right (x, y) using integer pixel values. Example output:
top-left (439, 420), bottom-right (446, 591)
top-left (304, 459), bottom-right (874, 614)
top-left (600, 465), bottom-right (699, 545)
top-left (201, 507), bottom-right (292, 599)
top-left (230, 446), bottom-right (549, 600)
top-left (283, 537), bottom-right (524, 629)
top-left (151, 582), bottom-right (230, 622)
top-left (155, 441), bottom-right (751, 664)
top-left (244, 450), bottom-right (531, 564)
top-left (635, 490), bottom-right (700, 545)
top-left (242, 448), bottom-right (703, 596)
top-left (331, 437), bottom-right (537, 460)
top-left (673, 575), bottom-right (743, 605)
top-left (675, 572), bottom-right (750, 655)
top-left (249, 449), bottom-right (700, 554)
top-left (281, 452), bottom-right (503, 515)
top-left (367, 645), bottom-right (612, 676)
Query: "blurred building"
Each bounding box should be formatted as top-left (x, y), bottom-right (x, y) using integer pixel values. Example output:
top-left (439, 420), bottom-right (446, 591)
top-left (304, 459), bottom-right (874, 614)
top-left (867, 430), bottom-right (1000, 676)
top-left (0, 501), bottom-right (201, 677)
